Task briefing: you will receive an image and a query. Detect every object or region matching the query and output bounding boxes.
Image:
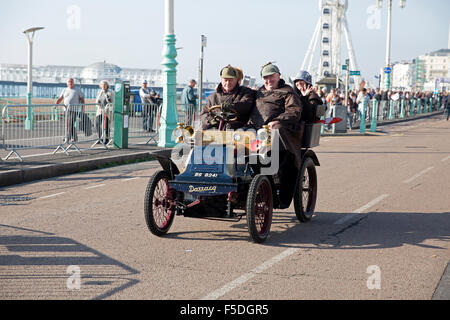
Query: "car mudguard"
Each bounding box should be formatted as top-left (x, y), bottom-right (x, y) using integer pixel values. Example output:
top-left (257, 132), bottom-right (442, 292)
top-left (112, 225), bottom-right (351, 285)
top-left (302, 149), bottom-right (320, 166)
top-left (151, 149), bottom-right (180, 178)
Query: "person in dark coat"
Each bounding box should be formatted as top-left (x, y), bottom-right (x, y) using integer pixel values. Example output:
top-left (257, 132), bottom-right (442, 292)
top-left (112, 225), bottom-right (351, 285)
top-left (248, 62), bottom-right (303, 167)
top-left (181, 79), bottom-right (197, 126)
top-left (200, 65), bottom-right (255, 130)
top-left (248, 63), bottom-right (304, 208)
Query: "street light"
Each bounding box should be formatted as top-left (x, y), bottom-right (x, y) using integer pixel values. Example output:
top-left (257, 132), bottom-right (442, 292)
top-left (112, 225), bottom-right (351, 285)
top-left (377, 0), bottom-right (405, 90)
top-left (23, 26), bottom-right (44, 130)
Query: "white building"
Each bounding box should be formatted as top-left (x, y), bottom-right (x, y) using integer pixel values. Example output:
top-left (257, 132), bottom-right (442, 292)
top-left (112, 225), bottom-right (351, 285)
top-left (0, 62), bottom-right (163, 87)
top-left (391, 61), bottom-right (415, 91)
top-left (416, 49), bottom-right (450, 90)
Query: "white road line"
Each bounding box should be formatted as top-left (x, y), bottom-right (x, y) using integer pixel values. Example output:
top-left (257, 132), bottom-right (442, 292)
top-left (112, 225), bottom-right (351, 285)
top-left (403, 166), bottom-right (434, 184)
top-left (202, 248), bottom-right (298, 300)
top-left (122, 177), bottom-right (140, 182)
top-left (84, 184), bottom-right (106, 190)
top-left (353, 194), bottom-right (389, 213)
top-left (334, 194), bottom-right (389, 225)
top-left (38, 192), bottom-right (65, 199)
top-left (441, 155), bottom-right (450, 162)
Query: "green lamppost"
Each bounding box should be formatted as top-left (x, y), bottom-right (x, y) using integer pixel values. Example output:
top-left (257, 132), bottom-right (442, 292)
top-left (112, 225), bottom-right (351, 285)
top-left (158, 0), bottom-right (178, 148)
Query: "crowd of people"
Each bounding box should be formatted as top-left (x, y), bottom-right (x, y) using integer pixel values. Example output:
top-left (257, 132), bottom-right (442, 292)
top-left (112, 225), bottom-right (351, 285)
top-left (315, 86), bottom-right (449, 129)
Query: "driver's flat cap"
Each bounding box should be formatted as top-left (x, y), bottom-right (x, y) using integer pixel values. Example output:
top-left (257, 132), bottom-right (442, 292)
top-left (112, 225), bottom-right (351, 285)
top-left (220, 65), bottom-right (238, 79)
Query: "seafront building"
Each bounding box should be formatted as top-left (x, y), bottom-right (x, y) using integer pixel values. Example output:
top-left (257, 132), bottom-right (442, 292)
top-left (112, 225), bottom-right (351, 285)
top-left (0, 61), bottom-right (162, 99)
top-left (0, 61), bottom-right (220, 99)
top-left (380, 48), bottom-right (450, 92)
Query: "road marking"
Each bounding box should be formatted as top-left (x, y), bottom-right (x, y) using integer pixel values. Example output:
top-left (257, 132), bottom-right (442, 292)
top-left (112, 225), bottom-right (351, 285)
top-left (122, 177), bottom-right (140, 182)
top-left (84, 184), bottom-right (106, 190)
top-left (334, 194), bottom-right (389, 225)
top-left (202, 248), bottom-right (298, 300)
top-left (403, 166), bottom-right (434, 184)
top-left (442, 155), bottom-right (450, 162)
top-left (38, 192), bottom-right (65, 199)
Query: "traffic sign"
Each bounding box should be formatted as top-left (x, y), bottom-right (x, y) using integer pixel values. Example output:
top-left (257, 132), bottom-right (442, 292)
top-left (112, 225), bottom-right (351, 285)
top-left (384, 67), bottom-right (392, 74)
top-left (349, 71), bottom-right (360, 76)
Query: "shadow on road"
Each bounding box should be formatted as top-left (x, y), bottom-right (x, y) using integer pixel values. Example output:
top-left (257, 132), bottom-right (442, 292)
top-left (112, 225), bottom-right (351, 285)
top-left (161, 211), bottom-right (450, 252)
top-left (0, 224), bottom-right (139, 300)
top-left (269, 211), bottom-right (450, 250)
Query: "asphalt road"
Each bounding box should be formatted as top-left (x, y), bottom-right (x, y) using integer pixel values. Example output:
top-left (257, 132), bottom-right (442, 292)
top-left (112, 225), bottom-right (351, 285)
top-left (0, 115), bottom-right (449, 301)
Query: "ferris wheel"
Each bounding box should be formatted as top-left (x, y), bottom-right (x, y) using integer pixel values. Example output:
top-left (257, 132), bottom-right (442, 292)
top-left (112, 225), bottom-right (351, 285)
top-left (300, 0), bottom-right (360, 87)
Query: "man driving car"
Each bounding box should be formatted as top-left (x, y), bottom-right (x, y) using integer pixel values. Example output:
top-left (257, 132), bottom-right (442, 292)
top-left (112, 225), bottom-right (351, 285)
top-left (200, 65), bottom-right (255, 130)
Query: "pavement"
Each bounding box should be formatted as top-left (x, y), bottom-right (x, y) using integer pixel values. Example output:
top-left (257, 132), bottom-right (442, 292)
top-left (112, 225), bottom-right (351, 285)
top-left (0, 110), bottom-right (444, 188)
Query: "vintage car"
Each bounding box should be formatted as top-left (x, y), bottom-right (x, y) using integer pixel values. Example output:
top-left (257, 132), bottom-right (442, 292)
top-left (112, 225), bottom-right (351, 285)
top-left (144, 105), bottom-right (324, 243)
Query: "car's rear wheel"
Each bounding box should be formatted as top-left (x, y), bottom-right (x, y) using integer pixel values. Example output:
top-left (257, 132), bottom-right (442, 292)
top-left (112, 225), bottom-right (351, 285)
top-left (246, 175), bottom-right (273, 243)
top-left (144, 170), bottom-right (175, 236)
top-left (294, 157), bottom-right (317, 222)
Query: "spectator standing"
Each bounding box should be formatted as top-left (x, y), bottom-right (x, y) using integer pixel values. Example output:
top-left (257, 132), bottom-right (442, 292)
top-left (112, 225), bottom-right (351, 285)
top-left (140, 80), bottom-right (155, 132)
top-left (374, 88), bottom-right (382, 102)
top-left (346, 92), bottom-right (356, 130)
top-left (444, 92), bottom-right (450, 121)
top-left (325, 88), bottom-right (340, 130)
top-left (55, 78), bottom-right (85, 143)
top-left (356, 88), bottom-right (369, 121)
top-left (181, 79), bottom-right (198, 126)
top-left (95, 80), bottom-right (113, 144)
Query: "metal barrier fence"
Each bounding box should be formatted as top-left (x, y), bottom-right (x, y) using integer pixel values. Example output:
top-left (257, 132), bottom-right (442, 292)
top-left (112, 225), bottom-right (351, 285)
top-left (346, 96), bottom-right (444, 132)
top-left (128, 103), bottom-right (160, 144)
top-left (1, 103), bottom-right (111, 161)
top-left (176, 103), bottom-right (200, 128)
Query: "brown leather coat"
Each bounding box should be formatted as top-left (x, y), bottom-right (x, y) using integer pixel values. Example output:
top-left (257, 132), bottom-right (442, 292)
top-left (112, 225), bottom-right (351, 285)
top-left (248, 79), bottom-right (304, 167)
top-left (200, 84), bottom-right (256, 130)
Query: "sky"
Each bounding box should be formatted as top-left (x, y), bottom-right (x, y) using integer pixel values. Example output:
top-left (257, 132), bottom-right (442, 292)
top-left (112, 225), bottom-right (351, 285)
top-left (0, 0), bottom-right (449, 87)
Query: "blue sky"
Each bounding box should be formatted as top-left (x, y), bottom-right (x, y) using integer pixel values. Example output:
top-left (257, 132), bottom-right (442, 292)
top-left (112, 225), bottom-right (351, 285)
top-left (1, 0), bottom-right (449, 86)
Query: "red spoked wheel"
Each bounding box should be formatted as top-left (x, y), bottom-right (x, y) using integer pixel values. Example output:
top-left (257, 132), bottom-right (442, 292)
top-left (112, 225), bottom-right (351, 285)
top-left (246, 175), bottom-right (273, 243)
top-left (144, 170), bottom-right (176, 236)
